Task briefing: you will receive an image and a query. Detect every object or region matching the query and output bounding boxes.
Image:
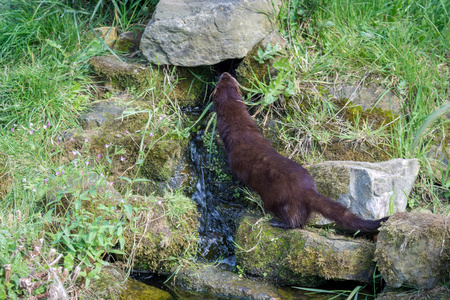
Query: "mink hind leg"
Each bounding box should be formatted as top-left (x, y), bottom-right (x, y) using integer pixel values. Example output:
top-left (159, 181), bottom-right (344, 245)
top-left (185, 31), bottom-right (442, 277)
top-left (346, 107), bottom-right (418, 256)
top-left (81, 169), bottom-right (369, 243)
top-left (269, 202), bottom-right (312, 229)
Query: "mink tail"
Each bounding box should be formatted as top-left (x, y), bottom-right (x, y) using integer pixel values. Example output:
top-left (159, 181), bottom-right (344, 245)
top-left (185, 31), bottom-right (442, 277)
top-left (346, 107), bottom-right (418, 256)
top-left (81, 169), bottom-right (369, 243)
top-left (308, 190), bottom-right (388, 232)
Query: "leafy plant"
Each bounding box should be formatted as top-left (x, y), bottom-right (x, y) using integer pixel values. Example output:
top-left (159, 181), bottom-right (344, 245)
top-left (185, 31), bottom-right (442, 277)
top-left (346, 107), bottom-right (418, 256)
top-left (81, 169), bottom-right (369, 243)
top-left (254, 43), bottom-right (283, 64)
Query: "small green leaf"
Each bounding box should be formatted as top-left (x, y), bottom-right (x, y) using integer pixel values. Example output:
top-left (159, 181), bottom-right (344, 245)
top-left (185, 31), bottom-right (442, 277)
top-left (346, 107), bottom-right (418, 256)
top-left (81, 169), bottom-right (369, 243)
top-left (133, 178), bottom-right (150, 183)
top-left (118, 237), bottom-right (125, 249)
top-left (64, 252), bottom-right (75, 272)
top-left (109, 249), bottom-right (125, 255)
top-left (62, 236), bottom-right (76, 252)
top-left (43, 209), bottom-right (54, 223)
top-left (88, 231), bottom-right (96, 243)
top-left (89, 187), bottom-right (97, 198)
top-left (124, 204), bottom-right (133, 218)
top-left (118, 176), bottom-right (132, 183)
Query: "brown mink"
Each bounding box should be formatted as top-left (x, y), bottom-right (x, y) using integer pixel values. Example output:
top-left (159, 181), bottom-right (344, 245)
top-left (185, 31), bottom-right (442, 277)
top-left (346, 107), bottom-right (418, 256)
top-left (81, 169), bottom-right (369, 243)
top-left (212, 72), bottom-right (387, 232)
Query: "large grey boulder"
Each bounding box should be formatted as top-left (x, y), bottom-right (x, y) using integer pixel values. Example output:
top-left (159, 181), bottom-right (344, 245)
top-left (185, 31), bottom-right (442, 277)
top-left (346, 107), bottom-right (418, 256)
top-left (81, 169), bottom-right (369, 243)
top-left (140, 0), bottom-right (282, 66)
top-left (308, 159), bottom-right (419, 222)
top-left (375, 212), bottom-right (450, 289)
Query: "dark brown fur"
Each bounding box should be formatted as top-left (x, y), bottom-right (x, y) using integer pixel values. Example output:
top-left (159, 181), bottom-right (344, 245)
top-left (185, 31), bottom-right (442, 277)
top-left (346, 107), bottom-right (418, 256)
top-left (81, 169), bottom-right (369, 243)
top-left (213, 72), bottom-right (387, 232)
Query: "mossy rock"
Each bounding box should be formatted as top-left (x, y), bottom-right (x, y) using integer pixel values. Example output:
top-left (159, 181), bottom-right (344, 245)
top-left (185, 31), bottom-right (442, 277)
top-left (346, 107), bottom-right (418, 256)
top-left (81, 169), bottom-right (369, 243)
top-left (171, 66), bottom-right (210, 107)
top-left (174, 262), bottom-right (281, 299)
top-left (61, 98), bottom-right (190, 195)
top-left (80, 266), bottom-right (126, 300)
top-left (142, 138), bottom-right (189, 182)
top-left (115, 31), bottom-right (142, 53)
top-left (89, 56), bottom-right (210, 107)
top-left (89, 55), bottom-right (154, 91)
top-left (235, 214), bottom-right (376, 286)
top-left (123, 192), bottom-right (199, 273)
top-left (375, 212), bottom-right (450, 289)
top-left (120, 278), bottom-right (172, 300)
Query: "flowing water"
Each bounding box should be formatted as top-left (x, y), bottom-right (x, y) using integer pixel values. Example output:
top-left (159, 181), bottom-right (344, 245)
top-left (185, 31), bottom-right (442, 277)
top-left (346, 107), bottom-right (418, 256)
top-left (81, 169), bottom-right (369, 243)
top-left (188, 134), bottom-right (244, 263)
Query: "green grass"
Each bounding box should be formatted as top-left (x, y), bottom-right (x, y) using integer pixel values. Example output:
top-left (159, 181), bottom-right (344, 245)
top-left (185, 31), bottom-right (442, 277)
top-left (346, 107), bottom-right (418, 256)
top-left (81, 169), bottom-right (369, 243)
top-left (0, 0), bottom-right (449, 297)
top-left (0, 0), bottom-right (163, 297)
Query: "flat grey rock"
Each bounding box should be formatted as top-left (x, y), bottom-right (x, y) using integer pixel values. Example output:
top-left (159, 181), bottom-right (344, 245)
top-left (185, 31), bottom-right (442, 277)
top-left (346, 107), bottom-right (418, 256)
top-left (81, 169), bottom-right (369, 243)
top-left (308, 159), bottom-right (419, 221)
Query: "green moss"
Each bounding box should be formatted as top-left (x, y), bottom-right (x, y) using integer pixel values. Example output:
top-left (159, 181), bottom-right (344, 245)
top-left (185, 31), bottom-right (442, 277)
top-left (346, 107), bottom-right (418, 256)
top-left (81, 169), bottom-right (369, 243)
top-left (306, 164), bottom-right (350, 200)
top-left (120, 278), bottom-right (172, 300)
top-left (124, 193), bottom-right (199, 273)
top-left (142, 137), bottom-right (188, 182)
top-left (337, 99), bottom-right (397, 130)
top-left (235, 215), bottom-right (323, 286)
top-left (89, 55), bottom-right (155, 91)
top-left (236, 215), bottom-right (377, 285)
top-left (171, 67), bottom-right (210, 107)
top-left (236, 44), bottom-right (272, 92)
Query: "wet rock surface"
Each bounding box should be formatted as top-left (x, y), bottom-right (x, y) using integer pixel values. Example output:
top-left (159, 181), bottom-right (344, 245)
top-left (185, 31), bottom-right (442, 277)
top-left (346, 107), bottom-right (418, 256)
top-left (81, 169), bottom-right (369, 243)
top-left (235, 215), bottom-right (377, 286)
top-left (140, 0), bottom-right (282, 66)
top-left (121, 278), bottom-right (172, 300)
top-left (86, 266), bottom-right (172, 300)
top-left (175, 262), bottom-right (281, 300)
top-left (308, 159), bottom-right (419, 221)
top-left (375, 212), bottom-right (450, 289)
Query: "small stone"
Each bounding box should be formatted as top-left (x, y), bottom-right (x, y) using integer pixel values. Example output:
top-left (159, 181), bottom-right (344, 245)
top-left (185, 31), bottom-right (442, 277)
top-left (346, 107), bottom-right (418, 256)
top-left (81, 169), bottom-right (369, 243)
top-left (92, 27), bottom-right (118, 47)
top-left (115, 31), bottom-right (142, 53)
top-left (78, 101), bottom-right (126, 130)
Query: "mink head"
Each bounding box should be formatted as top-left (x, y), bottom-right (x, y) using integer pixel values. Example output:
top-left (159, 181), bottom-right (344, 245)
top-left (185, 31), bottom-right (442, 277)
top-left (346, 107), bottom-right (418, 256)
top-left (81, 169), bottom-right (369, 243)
top-left (213, 72), bottom-right (242, 103)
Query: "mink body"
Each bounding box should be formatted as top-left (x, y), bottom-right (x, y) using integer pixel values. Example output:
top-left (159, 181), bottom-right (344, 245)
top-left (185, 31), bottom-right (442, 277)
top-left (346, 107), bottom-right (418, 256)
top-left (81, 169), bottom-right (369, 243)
top-left (212, 72), bottom-right (387, 232)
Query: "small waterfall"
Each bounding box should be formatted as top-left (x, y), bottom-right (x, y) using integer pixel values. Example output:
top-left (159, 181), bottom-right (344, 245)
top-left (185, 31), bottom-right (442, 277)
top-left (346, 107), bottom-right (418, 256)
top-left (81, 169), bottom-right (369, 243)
top-left (188, 134), bottom-right (243, 265)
